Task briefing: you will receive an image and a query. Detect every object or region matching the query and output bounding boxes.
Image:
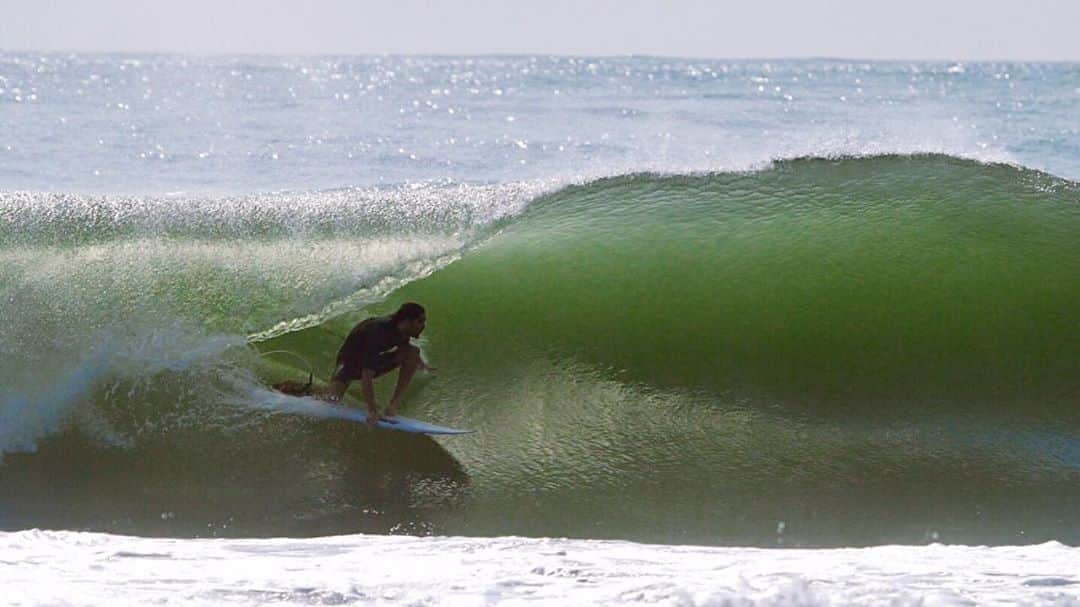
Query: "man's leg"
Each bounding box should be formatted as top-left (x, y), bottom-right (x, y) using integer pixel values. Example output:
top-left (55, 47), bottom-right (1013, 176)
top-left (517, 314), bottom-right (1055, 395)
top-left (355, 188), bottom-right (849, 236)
top-left (324, 363), bottom-right (355, 402)
top-left (326, 379), bottom-right (349, 402)
top-left (385, 345), bottom-right (421, 417)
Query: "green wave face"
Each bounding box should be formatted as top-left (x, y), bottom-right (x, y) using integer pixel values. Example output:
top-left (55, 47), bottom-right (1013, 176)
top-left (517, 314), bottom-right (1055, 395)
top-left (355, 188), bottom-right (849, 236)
top-left (395, 155), bottom-right (1080, 416)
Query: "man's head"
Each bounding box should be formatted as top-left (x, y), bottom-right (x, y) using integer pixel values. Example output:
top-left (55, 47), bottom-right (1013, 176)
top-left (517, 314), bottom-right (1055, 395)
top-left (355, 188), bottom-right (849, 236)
top-left (391, 302), bottom-right (426, 338)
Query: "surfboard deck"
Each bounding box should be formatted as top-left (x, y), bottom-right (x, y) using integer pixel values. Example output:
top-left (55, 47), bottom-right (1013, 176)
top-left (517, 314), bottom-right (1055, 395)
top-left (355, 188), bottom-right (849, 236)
top-left (257, 385), bottom-right (473, 435)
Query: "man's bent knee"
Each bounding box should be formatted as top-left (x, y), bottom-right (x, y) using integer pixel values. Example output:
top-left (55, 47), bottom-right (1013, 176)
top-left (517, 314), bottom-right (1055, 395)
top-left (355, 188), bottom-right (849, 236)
top-left (399, 343), bottom-right (420, 362)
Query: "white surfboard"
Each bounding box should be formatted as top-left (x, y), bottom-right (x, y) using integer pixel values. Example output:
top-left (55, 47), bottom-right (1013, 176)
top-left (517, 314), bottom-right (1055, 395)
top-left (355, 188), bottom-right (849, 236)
top-left (251, 387), bottom-right (473, 435)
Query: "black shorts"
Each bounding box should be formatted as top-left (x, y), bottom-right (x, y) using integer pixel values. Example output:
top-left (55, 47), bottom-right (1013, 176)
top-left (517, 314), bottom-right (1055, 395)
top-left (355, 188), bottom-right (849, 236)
top-left (332, 349), bottom-right (401, 384)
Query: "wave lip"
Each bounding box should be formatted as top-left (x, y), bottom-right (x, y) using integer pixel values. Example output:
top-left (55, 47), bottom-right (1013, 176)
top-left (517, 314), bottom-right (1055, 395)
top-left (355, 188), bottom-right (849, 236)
top-left (0, 181), bottom-right (551, 246)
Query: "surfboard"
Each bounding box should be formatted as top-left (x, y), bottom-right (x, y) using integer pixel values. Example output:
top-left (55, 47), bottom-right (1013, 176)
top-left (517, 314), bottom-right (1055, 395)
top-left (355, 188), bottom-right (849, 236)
top-left (254, 386), bottom-right (473, 435)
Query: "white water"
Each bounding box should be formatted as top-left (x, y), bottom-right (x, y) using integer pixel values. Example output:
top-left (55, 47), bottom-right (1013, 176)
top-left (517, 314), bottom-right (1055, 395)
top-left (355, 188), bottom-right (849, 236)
top-left (2, 530), bottom-right (1078, 606)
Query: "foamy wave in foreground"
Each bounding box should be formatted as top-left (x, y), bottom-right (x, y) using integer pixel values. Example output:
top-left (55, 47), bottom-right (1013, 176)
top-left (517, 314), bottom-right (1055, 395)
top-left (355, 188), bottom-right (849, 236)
top-left (3, 531), bottom-right (1078, 606)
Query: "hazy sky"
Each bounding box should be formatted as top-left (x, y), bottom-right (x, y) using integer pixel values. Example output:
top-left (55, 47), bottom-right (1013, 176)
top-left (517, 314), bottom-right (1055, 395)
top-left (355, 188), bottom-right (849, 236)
top-left (2, 0), bottom-right (1078, 60)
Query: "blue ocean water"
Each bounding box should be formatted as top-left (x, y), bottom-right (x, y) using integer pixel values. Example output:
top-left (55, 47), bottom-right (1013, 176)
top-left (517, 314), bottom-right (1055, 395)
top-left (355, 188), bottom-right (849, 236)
top-left (2, 54), bottom-right (1077, 194)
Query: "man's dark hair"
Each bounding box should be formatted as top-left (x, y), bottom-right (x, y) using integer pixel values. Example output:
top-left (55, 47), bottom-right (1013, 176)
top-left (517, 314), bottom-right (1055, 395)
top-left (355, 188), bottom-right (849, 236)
top-left (391, 302), bottom-right (426, 323)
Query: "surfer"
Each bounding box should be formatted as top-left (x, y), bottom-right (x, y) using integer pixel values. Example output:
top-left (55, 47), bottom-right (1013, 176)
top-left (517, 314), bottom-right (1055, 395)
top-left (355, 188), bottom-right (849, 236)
top-left (327, 302), bottom-right (434, 423)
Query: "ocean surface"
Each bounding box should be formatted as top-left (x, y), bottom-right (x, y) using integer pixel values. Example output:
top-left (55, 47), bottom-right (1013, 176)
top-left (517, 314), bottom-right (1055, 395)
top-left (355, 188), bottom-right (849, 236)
top-left (1, 52), bottom-right (1079, 604)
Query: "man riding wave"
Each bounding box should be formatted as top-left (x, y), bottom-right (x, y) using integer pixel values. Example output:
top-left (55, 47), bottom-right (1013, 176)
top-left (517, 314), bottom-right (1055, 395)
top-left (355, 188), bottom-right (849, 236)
top-left (273, 302), bottom-right (434, 424)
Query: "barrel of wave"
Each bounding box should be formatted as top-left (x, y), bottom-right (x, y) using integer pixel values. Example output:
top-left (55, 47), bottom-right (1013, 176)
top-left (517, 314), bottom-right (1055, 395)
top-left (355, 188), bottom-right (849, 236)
top-left (381, 155), bottom-right (1080, 421)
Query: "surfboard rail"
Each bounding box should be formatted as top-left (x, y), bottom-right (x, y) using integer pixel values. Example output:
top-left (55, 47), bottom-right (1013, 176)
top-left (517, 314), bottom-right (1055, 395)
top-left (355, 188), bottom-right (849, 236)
top-left (255, 386), bottom-right (474, 435)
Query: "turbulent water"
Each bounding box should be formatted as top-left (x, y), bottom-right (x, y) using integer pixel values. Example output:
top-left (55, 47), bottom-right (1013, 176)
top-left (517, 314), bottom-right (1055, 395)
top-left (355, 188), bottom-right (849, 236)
top-left (5, 530), bottom-right (1079, 606)
top-left (1, 54), bottom-right (1079, 558)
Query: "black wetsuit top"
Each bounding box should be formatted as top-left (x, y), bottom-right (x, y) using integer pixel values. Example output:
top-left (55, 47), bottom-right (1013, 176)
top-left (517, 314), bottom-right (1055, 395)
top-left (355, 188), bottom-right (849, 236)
top-left (333, 316), bottom-right (407, 382)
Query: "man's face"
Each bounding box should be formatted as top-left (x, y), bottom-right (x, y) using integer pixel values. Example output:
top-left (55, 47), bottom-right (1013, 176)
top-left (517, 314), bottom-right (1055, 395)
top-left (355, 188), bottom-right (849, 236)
top-left (405, 315), bottom-right (426, 338)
